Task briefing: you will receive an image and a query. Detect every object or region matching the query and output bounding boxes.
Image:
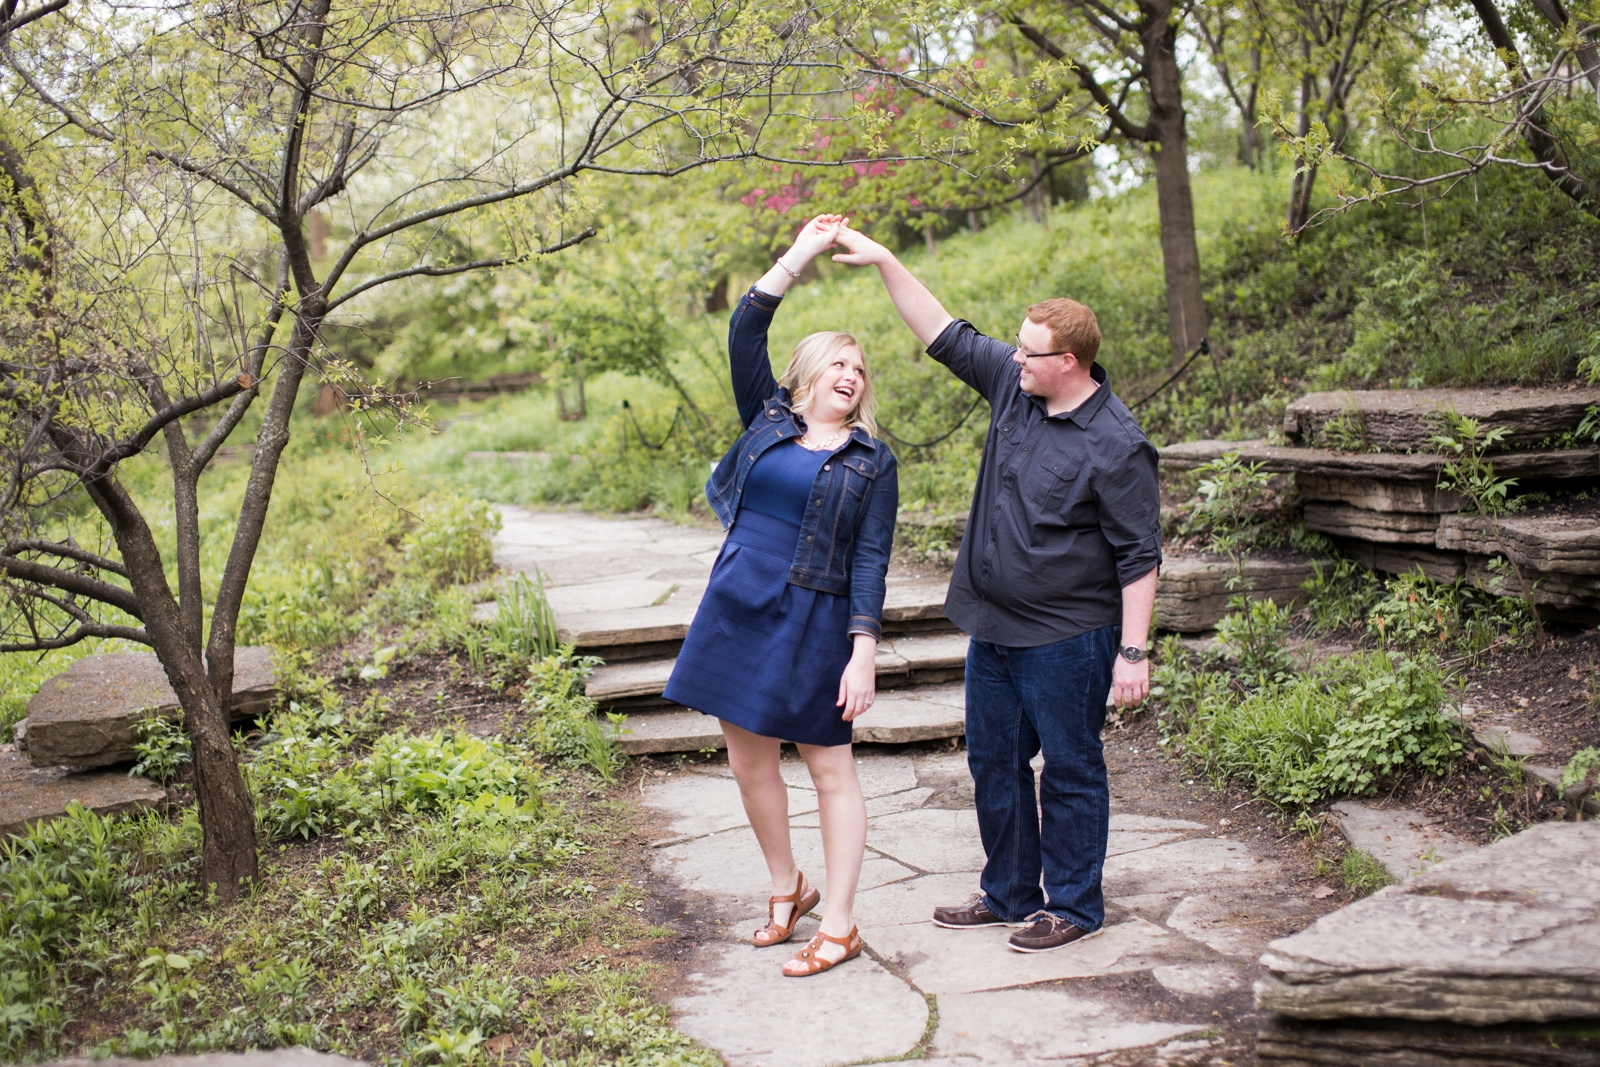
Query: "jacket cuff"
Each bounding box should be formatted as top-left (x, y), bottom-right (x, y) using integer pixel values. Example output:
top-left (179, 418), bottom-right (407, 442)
top-left (846, 616), bottom-right (882, 642)
top-left (745, 286), bottom-right (783, 312)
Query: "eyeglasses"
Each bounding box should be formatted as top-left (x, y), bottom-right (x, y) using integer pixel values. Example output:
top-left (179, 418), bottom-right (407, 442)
top-left (1014, 334), bottom-right (1071, 359)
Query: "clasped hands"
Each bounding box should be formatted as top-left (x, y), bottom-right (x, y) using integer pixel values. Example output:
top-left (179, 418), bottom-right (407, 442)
top-left (784, 214), bottom-right (893, 271)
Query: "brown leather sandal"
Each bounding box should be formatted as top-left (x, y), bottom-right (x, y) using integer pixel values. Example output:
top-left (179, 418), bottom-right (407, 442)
top-left (782, 926), bottom-right (862, 976)
top-left (751, 871), bottom-right (821, 947)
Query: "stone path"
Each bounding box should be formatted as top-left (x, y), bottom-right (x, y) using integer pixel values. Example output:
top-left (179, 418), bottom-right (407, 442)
top-left (643, 750), bottom-right (1324, 1067)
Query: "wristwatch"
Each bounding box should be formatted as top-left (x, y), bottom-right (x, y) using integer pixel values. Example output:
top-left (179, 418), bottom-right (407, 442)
top-left (1118, 645), bottom-right (1147, 664)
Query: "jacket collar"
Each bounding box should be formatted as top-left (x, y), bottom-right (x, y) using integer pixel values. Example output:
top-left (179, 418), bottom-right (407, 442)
top-left (772, 388), bottom-right (878, 449)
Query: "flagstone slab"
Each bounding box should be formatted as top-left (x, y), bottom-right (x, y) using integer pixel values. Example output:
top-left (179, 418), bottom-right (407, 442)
top-left (1255, 821), bottom-right (1600, 1025)
top-left (614, 710), bottom-right (726, 754)
top-left (639, 773), bottom-right (818, 840)
top-left (24, 648), bottom-right (277, 769)
top-left (1156, 554), bottom-right (1323, 633)
top-left (1104, 837), bottom-right (1272, 897)
top-left (653, 823), bottom-right (916, 905)
top-left (1159, 440), bottom-right (1600, 481)
top-left (1283, 387), bottom-right (1600, 452)
top-left (672, 938), bottom-right (928, 1067)
top-left (850, 683), bottom-right (967, 745)
top-left (866, 916), bottom-right (1183, 995)
top-left (1329, 800), bottom-right (1478, 884)
top-left (1437, 512), bottom-right (1600, 575)
top-left (1154, 963), bottom-right (1248, 998)
top-left (1303, 503), bottom-right (1441, 544)
top-left (1256, 1015), bottom-right (1600, 1067)
top-left (0, 748), bottom-right (167, 836)
top-left (1297, 474), bottom-right (1463, 514)
top-left (930, 988), bottom-right (1205, 1060)
top-left (865, 807), bottom-right (988, 873)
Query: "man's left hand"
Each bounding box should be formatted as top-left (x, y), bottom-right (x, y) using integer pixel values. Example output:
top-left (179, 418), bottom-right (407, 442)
top-left (1111, 656), bottom-right (1149, 708)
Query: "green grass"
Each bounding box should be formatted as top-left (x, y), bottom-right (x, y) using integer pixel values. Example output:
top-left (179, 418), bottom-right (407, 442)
top-left (1341, 849), bottom-right (1395, 897)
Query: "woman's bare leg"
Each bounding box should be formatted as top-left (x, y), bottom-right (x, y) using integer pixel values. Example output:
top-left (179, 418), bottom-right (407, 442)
top-left (721, 720), bottom-right (804, 929)
top-left (787, 741), bottom-right (866, 969)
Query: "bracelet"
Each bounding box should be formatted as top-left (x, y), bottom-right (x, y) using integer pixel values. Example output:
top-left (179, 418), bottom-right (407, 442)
top-left (775, 256), bottom-right (801, 280)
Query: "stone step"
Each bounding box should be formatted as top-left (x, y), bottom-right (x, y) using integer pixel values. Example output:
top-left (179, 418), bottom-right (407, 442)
top-left (1155, 554), bottom-right (1325, 633)
top-left (1256, 821), bottom-right (1600, 1026)
top-left (1283, 387), bottom-right (1600, 453)
top-left (611, 682), bottom-right (969, 755)
top-left (1328, 799), bottom-right (1477, 883)
top-left (0, 747), bottom-right (166, 836)
top-left (22, 648), bottom-right (278, 770)
top-left (1159, 439), bottom-right (1599, 482)
top-left (585, 631), bottom-right (971, 708)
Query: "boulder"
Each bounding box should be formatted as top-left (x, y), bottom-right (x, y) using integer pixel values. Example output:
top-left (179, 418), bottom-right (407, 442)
top-left (1254, 821), bottom-right (1600, 1026)
top-left (0, 747), bottom-right (166, 836)
top-left (1283, 388), bottom-right (1600, 452)
top-left (23, 648), bottom-right (277, 769)
top-left (1160, 440), bottom-right (1600, 482)
top-left (1155, 554), bottom-right (1324, 633)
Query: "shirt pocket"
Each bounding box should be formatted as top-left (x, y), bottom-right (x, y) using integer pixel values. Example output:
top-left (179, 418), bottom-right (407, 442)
top-left (1024, 447), bottom-right (1083, 512)
top-left (839, 455), bottom-right (880, 499)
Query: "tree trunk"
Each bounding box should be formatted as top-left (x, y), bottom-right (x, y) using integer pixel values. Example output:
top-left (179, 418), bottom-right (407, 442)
top-left (1142, 0), bottom-right (1210, 364)
top-left (81, 472), bottom-right (259, 901)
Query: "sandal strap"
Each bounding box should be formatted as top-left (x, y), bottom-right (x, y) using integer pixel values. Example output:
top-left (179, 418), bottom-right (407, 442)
top-left (768, 871), bottom-right (809, 907)
top-left (810, 926), bottom-right (859, 949)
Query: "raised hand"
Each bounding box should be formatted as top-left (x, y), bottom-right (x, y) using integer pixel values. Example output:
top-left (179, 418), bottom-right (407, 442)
top-left (786, 213), bottom-right (846, 265)
top-left (830, 222), bottom-right (891, 267)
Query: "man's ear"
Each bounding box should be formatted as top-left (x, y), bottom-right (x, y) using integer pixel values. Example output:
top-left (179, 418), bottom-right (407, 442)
top-left (1060, 352), bottom-right (1081, 374)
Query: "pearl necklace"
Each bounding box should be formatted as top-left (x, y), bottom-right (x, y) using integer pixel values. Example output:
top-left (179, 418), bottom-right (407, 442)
top-left (800, 426), bottom-right (845, 451)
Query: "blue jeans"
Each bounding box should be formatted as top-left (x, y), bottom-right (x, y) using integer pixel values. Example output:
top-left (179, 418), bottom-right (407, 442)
top-left (965, 626), bottom-right (1117, 932)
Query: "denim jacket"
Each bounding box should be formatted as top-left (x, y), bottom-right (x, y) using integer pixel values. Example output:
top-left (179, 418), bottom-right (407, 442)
top-left (705, 287), bottom-right (899, 641)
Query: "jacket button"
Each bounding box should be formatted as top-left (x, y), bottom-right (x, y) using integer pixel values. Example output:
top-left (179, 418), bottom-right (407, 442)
top-left (806, 535), bottom-right (814, 542)
top-left (823, 464), bottom-right (831, 471)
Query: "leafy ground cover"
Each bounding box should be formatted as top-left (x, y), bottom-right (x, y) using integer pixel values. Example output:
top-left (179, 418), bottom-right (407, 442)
top-left (2, 646), bottom-right (708, 1066)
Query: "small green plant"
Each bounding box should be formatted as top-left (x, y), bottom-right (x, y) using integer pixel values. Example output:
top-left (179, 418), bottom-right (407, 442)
top-left (517, 649), bottom-right (624, 779)
top-left (1179, 453), bottom-right (1274, 555)
top-left (1215, 596), bottom-right (1297, 682)
top-left (129, 711), bottom-right (192, 784)
top-left (1319, 409), bottom-right (1374, 452)
top-left (1341, 849), bottom-right (1394, 896)
top-left (481, 572), bottom-right (560, 689)
top-left (1303, 558), bottom-right (1386, 634)
top-left (1559, 748), bottom-right (1600, 811)
top-left (361, 645), bottom-right (400, 682)
top-left (1432, 412), bottom-right (1545, 644)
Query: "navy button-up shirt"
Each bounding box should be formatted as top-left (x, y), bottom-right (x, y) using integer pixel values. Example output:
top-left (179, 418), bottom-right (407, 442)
top-left (928, 320), bottom-right (1162, 647)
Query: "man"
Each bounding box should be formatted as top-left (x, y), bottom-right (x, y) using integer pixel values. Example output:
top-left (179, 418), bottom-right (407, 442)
top-left (831, 224), bottom-right (1161, 953)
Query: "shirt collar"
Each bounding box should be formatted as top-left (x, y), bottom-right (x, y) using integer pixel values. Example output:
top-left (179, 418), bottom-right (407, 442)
top-left (1028, 363), bottom-right (1111, 427)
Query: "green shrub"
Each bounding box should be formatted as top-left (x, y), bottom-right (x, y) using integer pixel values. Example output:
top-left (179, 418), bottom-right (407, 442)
top-left (1162, 651), bottom-right (1460, 808)
top-left (403, 496), bottom-right (501, 588)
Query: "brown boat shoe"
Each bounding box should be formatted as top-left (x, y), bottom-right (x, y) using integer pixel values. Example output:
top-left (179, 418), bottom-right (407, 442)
top-left (1006, 912), bottom-right (1103, 953)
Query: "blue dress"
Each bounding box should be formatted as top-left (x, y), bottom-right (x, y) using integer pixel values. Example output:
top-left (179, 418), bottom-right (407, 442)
top-left (663, 440), bottom-right (855, 747)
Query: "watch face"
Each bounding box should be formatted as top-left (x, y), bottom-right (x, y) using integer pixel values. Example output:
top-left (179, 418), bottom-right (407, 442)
top-left (1121, 646), bottom-right (1146, 663)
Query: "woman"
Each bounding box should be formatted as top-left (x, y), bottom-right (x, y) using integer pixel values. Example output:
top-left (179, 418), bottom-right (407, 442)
top-left (663, 214), bottom-right (898, 977)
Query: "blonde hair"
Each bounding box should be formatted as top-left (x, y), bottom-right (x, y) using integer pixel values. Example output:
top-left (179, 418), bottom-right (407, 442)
top-left (780, 331), bottom-right (878, 437)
